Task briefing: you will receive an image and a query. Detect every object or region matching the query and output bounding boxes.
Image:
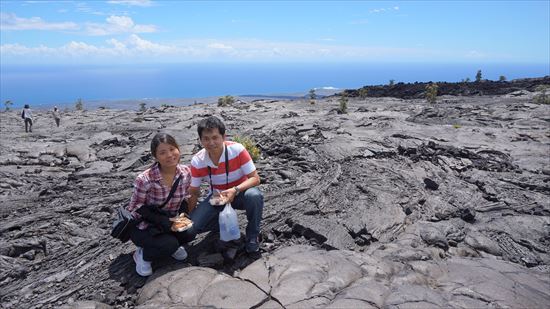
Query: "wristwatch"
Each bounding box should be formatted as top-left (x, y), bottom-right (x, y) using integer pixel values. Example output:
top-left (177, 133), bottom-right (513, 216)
top-left (233, 186), bottom-right (241, 195)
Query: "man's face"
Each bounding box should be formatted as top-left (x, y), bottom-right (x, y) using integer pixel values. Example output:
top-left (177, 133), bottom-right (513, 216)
top-left (200, 128), bottom-right (225, 154)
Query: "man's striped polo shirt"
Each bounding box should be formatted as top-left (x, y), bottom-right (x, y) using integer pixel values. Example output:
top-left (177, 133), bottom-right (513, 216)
top-left (190, 141), bottom-right (256, 191)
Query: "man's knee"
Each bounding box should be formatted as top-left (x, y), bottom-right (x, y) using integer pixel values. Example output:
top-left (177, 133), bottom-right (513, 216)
top-left (244, 187), bottom-right (263, 202)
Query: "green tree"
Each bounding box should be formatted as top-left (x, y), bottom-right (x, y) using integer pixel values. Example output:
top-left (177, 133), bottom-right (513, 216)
top-left (309, 88), bottom-right (316, 104)
top-left (218, 95), bottom-right (235, 107)
top-left (461, 77), bottom-right (471, 83)
top-left (75, 98), bottom-right (84, 111)
top-left (139, 102), bottom-right (146, 112)
top-left (4, 100), bottom-right (13, 111)
top-left (425, 83), bottom-right (438, 104)
top-left (499, 75), bottom-right (507, 82)
top-left (338, 94), bottom-right (348, 114)
top-left (389, 79), bottom-right (395, 86)
top-left (475, 70), bottom-right (482, 82)
top-left (358, 88), bottom-right (368, 100)
top-left (232, 135), bottom-right (261, 161)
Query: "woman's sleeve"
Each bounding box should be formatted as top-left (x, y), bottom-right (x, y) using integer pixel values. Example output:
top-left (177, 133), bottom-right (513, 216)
top-left (126, 175), bottom-right (149, 219)
top-left (182, 165), bottom-right (192, 199)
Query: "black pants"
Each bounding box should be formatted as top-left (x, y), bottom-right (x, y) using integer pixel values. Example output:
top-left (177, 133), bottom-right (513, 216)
top-left (129, 226), bottom-right (195, 262)
top-left (24, 118), bottom-right (33, 132)
top-left (55, 118), bottom-right (60, 127)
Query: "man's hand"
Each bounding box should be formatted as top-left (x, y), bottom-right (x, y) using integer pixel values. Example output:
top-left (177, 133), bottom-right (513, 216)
top-left (220, 188), bottom-right (237, 203)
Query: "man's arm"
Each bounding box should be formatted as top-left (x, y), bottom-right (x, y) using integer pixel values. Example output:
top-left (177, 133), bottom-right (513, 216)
top-left (221, 170), bottom-right (260, 202)
top-left (187, 186), bottom-right (200, 212)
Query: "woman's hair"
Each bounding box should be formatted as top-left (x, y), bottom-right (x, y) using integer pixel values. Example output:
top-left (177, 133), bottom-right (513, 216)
top-left (150, 133), bottom-right (179, 158)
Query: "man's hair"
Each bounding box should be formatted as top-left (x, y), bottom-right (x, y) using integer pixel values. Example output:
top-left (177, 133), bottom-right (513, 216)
top-left (150, 132), bottom-right (179, 158)
top-left (197, 116), bottom-right (225, 138)
top-left (24, 104), bottom-right (30, 109)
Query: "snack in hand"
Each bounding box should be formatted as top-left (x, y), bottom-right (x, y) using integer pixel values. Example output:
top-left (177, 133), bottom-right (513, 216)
top-left (209, 194), bottom-right (228, 206)
top-left (170, 213), bottom-right (193, 232)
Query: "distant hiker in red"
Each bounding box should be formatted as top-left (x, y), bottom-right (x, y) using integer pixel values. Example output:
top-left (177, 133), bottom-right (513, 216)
top-left (21, 104), bottom-right (33, 133)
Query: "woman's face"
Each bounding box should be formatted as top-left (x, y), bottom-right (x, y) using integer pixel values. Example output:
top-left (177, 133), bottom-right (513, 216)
top-left (154, 142), bottom-right (180, 168)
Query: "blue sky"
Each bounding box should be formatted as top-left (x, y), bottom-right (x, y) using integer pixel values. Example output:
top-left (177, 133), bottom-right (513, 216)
top-left (1, 0), bottom-right (549, 64)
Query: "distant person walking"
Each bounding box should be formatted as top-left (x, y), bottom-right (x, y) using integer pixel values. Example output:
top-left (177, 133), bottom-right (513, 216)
top-left (21, 104), bottom-right (33, 133)
top-left (52, 106), bottom-right (61, 127)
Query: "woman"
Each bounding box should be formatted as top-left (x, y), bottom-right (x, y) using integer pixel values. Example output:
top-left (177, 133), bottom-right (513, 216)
top-left (126, 133), bottom-right (195, 276)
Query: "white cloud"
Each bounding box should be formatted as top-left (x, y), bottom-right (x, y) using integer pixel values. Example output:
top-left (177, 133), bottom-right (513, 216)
top-left (207, 43), bottom-right (234, 51)
top-left (85, 15), bottom-right (157, 35)
top-left (0, 36), bottom-right (500, 63)
top-left (370, 6), bottom-right (400, 14)
top-left (107, 0), bottom-right (154, 7)
top-left (465, 50), bottom-right (487, 58)
top-left (0, 12), bottom-right (79, 31)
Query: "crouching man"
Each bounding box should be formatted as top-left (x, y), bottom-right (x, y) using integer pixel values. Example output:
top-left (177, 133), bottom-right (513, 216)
top-left (187, 116), bottom-right (263, 254)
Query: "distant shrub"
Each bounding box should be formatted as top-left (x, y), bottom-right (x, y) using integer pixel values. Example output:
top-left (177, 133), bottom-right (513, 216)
top-left (75, 98), bottom-right (84, 111)
top-left (338, 94), bottom-right (348, 114)
top-left (475, 70), bottom-right (482, 82)
top-left (358, 88), bottom-right (368, 100)
top-left (218, 95), bottom-right (235, 107)
top-left (534, 85), bottom-right (550, 104)
top-left (452, 124), bottom-right (462, 129)
top-left (425, 83), bottom-right (438, 104)
top-left (499, 75), bottom-right (507, 82)
top-left (309, 89), bottom-right (316, 104)
top-left (4, 100), bottom-right (12, 111)
top-left (139, 102), bottom-right (146, 112)
top-left (233, 135), bottom-right (261, 161)
top-left (160, 103), bottom-right (169, 108)
top-left (389, 79), bottom-right (395, 86)
top-left (461, 77), bottom-right (471, 83)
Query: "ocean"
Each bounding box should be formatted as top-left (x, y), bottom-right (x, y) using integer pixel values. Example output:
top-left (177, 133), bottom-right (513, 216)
top-left (1, 62), bottom-right (548, 110)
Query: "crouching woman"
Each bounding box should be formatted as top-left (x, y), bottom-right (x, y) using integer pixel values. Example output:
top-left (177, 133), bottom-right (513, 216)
top-left (126, 133), bottom-right (195, 276)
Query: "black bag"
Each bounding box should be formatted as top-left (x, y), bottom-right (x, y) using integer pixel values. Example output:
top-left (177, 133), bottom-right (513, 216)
top-left (110, 206), bottom-right (136, 242)
top-left (111, 175), bottom-right (183, 242)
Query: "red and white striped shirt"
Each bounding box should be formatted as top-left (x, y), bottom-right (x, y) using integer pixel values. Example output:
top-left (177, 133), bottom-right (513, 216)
top-left (190, 141), bottom-right (256, 191)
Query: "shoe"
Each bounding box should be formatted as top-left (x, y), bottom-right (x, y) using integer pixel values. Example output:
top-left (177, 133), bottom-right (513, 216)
top-left (172, 246), bottom-right (188, 261)
top-left (245, 236), bottom-right (260, 253)
top-left (133, 247), bottom-right (152, 276)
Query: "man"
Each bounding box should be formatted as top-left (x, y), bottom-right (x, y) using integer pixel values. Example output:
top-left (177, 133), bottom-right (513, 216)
top-left (188, 116), bottom-right (263, 254)
top-left (22, 104), bottom-right (33, 133)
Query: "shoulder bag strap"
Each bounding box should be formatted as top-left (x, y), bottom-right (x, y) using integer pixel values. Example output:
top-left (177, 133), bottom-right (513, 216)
top-left (159, 174), bottom-right (182, 209)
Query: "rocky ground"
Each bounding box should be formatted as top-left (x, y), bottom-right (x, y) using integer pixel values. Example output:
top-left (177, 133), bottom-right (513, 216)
top-left (0, 87), bottom-right (549, 308)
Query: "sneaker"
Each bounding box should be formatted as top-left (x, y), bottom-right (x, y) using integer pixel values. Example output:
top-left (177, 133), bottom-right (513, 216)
top-left (245, 236), bottom-right (260, 253)
top-left (133, 247), bottom-right (152, 276)
top-left (172, 246), bottom-right (188, 261)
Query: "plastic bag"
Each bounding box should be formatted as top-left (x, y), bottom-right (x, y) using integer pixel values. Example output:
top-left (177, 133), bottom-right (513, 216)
top-left (219, 203), bottom-right (240, 241)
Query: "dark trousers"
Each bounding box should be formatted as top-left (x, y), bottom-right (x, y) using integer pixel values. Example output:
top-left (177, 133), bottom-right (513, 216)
top-left (24, 118), bottom-right (33, 132)
top-left (129, 226), bottom-right (195, 262)
top-left (55, 118), bottom-right (60, 127)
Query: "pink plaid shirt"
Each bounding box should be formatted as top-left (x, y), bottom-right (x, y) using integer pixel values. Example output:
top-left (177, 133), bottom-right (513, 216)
top-left (127, 163), bottom-right (191, 230)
